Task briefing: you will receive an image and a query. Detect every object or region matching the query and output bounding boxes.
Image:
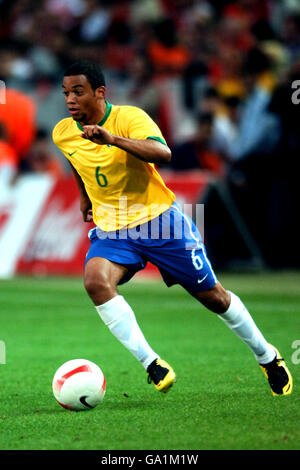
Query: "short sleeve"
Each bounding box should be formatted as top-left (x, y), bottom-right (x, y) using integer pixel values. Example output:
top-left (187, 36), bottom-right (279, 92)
top-left (118, 106), bottom-right (167, 145)
top-left (52, 119), bottom-right (68, 147)
top-left (52, 118), bottom-right (73, 160)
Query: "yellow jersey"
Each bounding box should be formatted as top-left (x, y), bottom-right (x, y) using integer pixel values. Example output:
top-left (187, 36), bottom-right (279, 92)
top-left (52, 102), bottom-right (175, 231)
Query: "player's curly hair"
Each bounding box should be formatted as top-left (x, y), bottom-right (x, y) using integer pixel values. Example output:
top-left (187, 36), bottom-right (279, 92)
top-left (64, 60), bottom-right (106, 90)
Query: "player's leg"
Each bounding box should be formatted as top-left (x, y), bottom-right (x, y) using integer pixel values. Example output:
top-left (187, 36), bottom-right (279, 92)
top-left (84, 256), bottom-right (175, 392)
top-left (192, 283), bottom-right (293, 395)
top-left (84, 256), bottom-right (158, 369)
top-left (84, 257), bottom-right (126, 305)
top-left (192, 282), bottom-right (276, 363)
top-left (143, 202), bottom-right (292, 395)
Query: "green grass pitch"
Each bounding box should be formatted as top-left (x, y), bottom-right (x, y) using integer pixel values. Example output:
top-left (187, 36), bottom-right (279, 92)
top-left (0, 271), bottom-right (299, 450)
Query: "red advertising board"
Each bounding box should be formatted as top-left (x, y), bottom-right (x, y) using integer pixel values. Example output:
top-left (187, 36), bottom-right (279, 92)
top-left (16, 177), bottom-right (92, 276)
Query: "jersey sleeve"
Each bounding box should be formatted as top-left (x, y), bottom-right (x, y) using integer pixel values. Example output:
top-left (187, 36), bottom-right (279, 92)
top-left (118, 106), bottom-right (167, 145)
top-left (52, 120), bottom-right (65, 148)
top-left (52, 119), bottom-right (72, 160)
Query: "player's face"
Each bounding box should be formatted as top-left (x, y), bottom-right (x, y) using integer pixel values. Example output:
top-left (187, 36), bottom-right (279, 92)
top-left (62, 75), bottom-right (105, 123)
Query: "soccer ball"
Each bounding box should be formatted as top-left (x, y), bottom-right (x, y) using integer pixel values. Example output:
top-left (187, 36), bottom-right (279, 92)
top-left (52, 359), bottom-right (106, 411)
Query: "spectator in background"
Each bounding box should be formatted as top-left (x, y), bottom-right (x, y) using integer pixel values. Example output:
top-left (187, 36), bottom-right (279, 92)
top-left (169, 112), bottom-right (225, 176)
top-left (216, 95), bottom-right (241, 157)
top-left (147, 17), bottom-right (191, 78)
top-left (72, 0), bottom-right (111, 44)
top-left (0, 87), bottom-right (36, 162)
top-left (104, 3), bottom-right (136, 75)
top-left (282, 14), bottom-right (300, 62)
top-left (226, 47), bottom-right (281, 163)
top-left (225, 47), bottom-right (283, 266)
top-left (23, 128), bottom-right (64, 179)
top-left (199, 87), bottom-right (241, 165)
top-left (112, 53), bottom-right (160, 123)
top-left (199, 87), bottom-right (221, 114)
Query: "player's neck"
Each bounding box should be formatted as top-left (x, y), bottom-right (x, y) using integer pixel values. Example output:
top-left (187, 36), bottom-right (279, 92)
top-left (80, 100), bottom-right (107, 126)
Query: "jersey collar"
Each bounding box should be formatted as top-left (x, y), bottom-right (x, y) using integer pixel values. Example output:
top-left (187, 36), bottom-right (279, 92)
top-left (76, 101), bottom-right (112, 132)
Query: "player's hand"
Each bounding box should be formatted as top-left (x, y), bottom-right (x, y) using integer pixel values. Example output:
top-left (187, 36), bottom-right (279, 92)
top-left (80, 196), bottom-right (93, 223)
top-left (81, 125), bottom-right (115, 146)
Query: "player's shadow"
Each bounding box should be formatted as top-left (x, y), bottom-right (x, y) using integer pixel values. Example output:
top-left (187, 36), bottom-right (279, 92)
top-left (25, 397), bottom-right (162, 416)
top-left (102, 399), bottom-right (159, 411)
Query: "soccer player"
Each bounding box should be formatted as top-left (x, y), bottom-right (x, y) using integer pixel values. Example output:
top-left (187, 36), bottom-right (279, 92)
top-left (53, 61), bottom-right (292, 396)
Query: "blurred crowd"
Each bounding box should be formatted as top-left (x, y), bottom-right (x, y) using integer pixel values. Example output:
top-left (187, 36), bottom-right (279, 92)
top-left (0, 0), bottom-right (300, 266)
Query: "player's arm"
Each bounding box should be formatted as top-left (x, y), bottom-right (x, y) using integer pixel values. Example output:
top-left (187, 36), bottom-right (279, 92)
top-left (81, 125), bottom-right (171, 164)
top-left (69, 162), bottom-right (93, 222)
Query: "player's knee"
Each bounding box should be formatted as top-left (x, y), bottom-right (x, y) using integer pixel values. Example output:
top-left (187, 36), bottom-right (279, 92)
top-left (195, 283), bottom-right (230, 314)
top-left (210, 291), bottom-right (230, 314)
top-left (84, 272), bottom-right (112, 303)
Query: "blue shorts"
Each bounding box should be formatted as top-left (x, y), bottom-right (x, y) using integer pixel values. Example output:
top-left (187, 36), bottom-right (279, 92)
top-left (85, 202), bottom-right (217, 293)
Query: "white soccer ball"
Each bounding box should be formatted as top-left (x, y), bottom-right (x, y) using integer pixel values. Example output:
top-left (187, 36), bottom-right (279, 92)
top-left (52, 359), bottom-right (106, 411)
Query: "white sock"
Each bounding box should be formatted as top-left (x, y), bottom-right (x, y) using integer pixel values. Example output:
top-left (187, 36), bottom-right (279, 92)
top-left (95, 295), bottom-right (159, 370)
top-left (219, 291), bottom-right (276, 364)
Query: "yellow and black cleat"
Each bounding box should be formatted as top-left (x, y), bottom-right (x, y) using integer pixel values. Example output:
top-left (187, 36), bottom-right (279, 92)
top-left (259, 346), bottom-right (293, 396)
top-left (147, 358), bottom-right (176, 393)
